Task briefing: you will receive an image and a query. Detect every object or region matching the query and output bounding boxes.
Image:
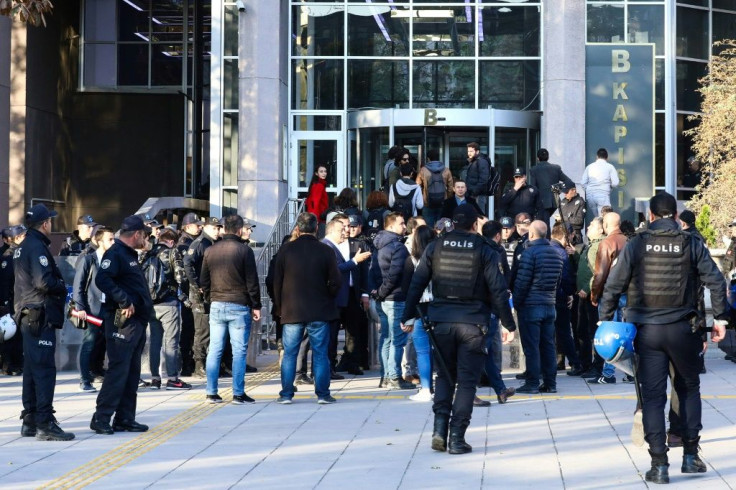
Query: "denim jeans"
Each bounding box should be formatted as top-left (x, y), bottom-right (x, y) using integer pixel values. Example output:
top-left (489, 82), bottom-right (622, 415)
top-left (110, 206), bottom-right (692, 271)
top-left (421, 207), bottom-right (442, 228)
top-left (149, 304), bottom-right (181, 378)
top-left (79, 323), bottom-right (102, 383)
top-left (518, 304), bottom-right (557, 388)
top-left (206, 302), bottom-right (251, 396)
top-left (280, 322), bottom-right (330, 399)
top-left (376, 300), bottom-right (407, 380)
top-left (413, 318), bottom-right (433, 390)
top-left (484, 315), bottom-right (506, 395)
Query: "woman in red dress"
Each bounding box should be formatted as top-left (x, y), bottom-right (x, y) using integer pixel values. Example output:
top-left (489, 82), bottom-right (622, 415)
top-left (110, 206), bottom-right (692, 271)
top-left (305, 164), bottom-right (328, 222)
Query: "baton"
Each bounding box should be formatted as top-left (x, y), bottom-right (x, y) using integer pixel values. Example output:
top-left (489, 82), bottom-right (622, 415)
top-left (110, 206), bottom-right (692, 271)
top-left (68, 308), bottom-right (103, 327)
top-left (416, 305), bottom-right (454, 385)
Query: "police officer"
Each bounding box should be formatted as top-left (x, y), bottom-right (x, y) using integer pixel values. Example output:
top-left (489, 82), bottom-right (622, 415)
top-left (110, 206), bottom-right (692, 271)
top-left (599, 192), bottom-right (728, 484)
top-left (59, 214), bottom-right (97, 256)
top-left (721, 219), bottom-right (736, 274)
top-left (558, 183), bottom-right (586, 246)
top-left (14, 204), bottom-right (74, 441)
top-left (90, 215), bottom-right (154, 435)
top-left (176, 212), bottom-right (203, 376)
top-left (500, 168), bottom-right (541, 221)
top-left (0, 225), bottom-right (26, 376)
top-left (401, 204), bottom-right (516, 454)
top-left (183, 217), bottom-right (221, 377)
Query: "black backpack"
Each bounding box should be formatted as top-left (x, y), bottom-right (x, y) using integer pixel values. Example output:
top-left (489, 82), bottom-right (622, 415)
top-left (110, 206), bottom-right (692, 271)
top-left (427, 168), bottom-right (446, 208)
top-left (391, 183), bottom-right (416, 221)
top-left (364, 208), bottom-right (386, 240)
top-left (140, 247), bottom-right (175, 302)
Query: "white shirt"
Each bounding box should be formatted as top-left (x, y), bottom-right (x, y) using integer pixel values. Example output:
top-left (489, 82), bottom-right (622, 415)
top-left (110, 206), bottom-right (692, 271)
top-left (581, 158), bottom-right (619, 196)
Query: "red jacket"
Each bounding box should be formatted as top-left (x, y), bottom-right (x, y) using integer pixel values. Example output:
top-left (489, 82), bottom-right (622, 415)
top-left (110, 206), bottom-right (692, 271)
top-left (306, 179), bottom-right (328, 222)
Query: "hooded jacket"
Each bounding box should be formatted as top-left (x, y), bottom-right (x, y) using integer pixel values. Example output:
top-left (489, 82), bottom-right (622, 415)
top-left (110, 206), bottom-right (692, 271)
top-left (370, 230), bottom-right (409, 301)
top-left (388, 178), bottom-right (424, 217)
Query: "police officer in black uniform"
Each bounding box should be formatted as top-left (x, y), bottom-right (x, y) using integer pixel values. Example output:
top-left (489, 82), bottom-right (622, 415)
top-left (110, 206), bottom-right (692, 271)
top-left (558, 183), bottom-right (586, 246)
top-left (90, 215), bottom-right (154, 435)
top-left (176, 212), bottom-right (203, 376)
top-left (14, 204), bottom-right (74, 441)
top-left (59, 214), bottom-right (97, 256)
top-left (401, 204), bottom-right (516, 454)
top-left (0, 225), bottom-right (26, 376)
top-left (599, 192), bottom-right (728, 484)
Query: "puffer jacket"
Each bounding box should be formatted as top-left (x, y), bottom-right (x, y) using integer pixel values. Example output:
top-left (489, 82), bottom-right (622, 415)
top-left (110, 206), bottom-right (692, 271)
top-left (512, 238), bottom-right (563, 307)
top-left (370, 230), bottom-right (409, 301)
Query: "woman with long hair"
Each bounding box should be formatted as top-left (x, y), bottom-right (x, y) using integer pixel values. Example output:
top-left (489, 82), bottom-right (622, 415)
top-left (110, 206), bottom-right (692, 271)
top-left (305, 165), bottom-right (328, 223)
top-left (363, 190), bottom-right (390, 240)
top-left (401, 225), bottom-right (437, 401)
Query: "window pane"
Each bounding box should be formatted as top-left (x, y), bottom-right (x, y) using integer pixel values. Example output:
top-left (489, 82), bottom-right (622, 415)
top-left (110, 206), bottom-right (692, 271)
top-left (224, 5), bottom-right (238, 57)
top-left (713, 0), bottom-right (736, 10)
top-left (292, 59), bottom-right (344, 110)
top-left (676, 60), bottom-right (706, 112)
top-left (413, 60), bottom-right (475, 108)
top-left (479, 60), bottom-right (540, 111)
top-left (347, 5), bottom-right (409, 56)
top-left (118, 44), bottom-right (149, 85)
top-left (118, 0), bottom-right (150, 42)
top-left (85, 0), bottom-right (116, 42)
top-left (587, 4), bottom-right (624, 43)
top-left (480, 6), bottom-right (540, 57)
top-left (655, 113), bottom-right (664, 188)
top-left (294, 115), bottom-right (342, 131)
top-left (151, 1), bottom-right (184, 43)
top-left (84, 44), bottom-right (116, 87)
top-left (151, 44), bottom-right (183, 86)
top-left (412, 7), bottom-right (475, 57)
top-left (292, 5), bottom-right (345, 57)
top-left (223, 113), bottom-right (238, 187)
top-left (676, 114), bottom-right (700, 200)
top-left (297, 140), bottom-right (338, 188)
top-left (656, 58), bottom-right (664, 111)
top-left (678, 0), bottom-right (708, 6)
top-left (713, 11), bottom-right (736, 55)
top-left (223, 59), bottom-right (239, 110)
top-left (628, 5), bottom-right (664, 56)
top-left (676, 7), bottom-right (708, 60)
top-left (348, 60), bottom-right (409, 109)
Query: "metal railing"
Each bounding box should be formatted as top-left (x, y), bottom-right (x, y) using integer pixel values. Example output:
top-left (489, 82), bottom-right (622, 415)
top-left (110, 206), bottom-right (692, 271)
top-left (254, 198), bottom-right (305, 351)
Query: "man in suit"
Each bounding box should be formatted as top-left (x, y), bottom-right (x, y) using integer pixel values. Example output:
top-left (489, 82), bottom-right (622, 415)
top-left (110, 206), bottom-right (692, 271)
top-left (322, 215), bottom-right (372, 377)
top-left (528, 148), bottom-right (574, 226)
top-left (272, 212), bottom-right (342, 405)
top-left (440, 180), bottom-right (483, 219)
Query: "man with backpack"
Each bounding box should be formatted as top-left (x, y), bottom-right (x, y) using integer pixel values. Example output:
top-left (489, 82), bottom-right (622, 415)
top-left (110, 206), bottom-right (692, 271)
top-left (416, 148), bottom-right (453, 227)
top-left (141, 228), bottom-right (192, 390)
top-left (464, 142), bottom-right (499, 214)
top-left (389, 163), bottom-right (423, 221)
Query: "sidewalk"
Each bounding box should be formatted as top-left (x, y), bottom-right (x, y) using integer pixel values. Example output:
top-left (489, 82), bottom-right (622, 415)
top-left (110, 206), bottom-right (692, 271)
top-left (1, 353), bottom-right (736, 489)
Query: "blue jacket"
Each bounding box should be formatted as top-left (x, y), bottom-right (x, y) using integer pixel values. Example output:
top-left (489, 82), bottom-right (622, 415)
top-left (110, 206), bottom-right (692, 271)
top-left (512, 238), bottom-right (563, 307)
top-left (550, 239), bottom-right (576, 303)
top-left (322, 238), bottom-right (358, 308)
top-left (370, 230), bottom-right (409, 301)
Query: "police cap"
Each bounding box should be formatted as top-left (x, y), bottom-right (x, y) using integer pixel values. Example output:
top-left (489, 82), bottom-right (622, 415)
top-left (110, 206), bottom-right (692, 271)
top-left (348, 215), bottom-right (362, 227)
top-left (513, 167), bottom-right (525, 177)
top-left (25, 203), bottom-right (58, 226)
top-left (500, 216), bottom-right (514, 229)
top-left (649, 192), bottom-right (677, 219)
top-left (120, 215), bottom-right (151, 234)
top-left (243, 218), bottom-right (257, 229)
top-left (204, 217), bottom-right (222, 227)
top-left (182, 212), bottom-right (204, 226)
top-left (8, 224), bottom-right (27, 238)
top-left (679, 210), bottom-right (696, 226)
top-left (77, 215), bottom-right (97, 226)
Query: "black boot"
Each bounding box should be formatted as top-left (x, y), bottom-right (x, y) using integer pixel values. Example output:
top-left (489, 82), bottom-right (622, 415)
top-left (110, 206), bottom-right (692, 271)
top-left (682, 437), bottom-right (706, 474)
top-left (431, 415), bottom-right (449, 452)
top-left (193, 361), bottom-right (206, 378)
top-left (645, 449), bottom-right (670, 484)
top-left (448, 426), bottom-right (472, 454)
top-left (20, 410), bottom-right (36, 437)
top-left (36, 419), bottom-right (75, 441)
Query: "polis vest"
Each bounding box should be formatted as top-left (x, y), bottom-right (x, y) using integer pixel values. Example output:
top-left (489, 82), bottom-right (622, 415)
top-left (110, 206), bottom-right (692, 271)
top-left (627, 229), bottom-right (692, 309)
top-left (432, 232), bottom-right (485, 301)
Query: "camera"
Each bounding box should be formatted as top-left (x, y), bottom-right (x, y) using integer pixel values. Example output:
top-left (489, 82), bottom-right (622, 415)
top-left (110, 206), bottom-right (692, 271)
top-left (236, 0), bottom-right (246, 12)
top-left (550, 182), bottom-right (565, 195)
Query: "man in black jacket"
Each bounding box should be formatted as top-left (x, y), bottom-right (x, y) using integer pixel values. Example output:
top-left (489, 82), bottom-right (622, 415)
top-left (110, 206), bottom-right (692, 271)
top-left (14, 204), bottom-right (73, 441)
top-left (200, 215), bottom-right (261, 404)
top-left (440, 180), bottom-right (483, 219)
top-left (0, 225), bottom-right (25, 376)
top-left (464, 142), bottom-right (497, 213)
top-left (91, 215), bottom-right (153, 435)
top-left (558, 183), bottom-right (586, 246)
top-left (273, 212), bottom-right (342, 405)
top-left (529, 149), bottom-right (574, 226)
top-left (500, 168), bottom-right (541, 220)
top-left (176, 212), bottom-right (203, 376)
top-left (59, 214), bottom-right (97, 256)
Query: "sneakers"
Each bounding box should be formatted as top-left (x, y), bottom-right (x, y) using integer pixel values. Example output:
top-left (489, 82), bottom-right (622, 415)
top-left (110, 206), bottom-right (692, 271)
top-left (588, 375), bottom-right (616, 384)
top-left (232, 394), bottom-right (256, 405)
top-left (622, 374), bottom-right (636, 384)
top-left (138, 379), bottom-right (151, 389)
top-left (516, 384), bottom-right (540, 394)
top-left (539, 384), bottom-right (557, 393)
top-left (150, 378), bottom-right (161, 390)
top-left (36, 419), bottom-right (75, 441)
top-left (79, 381), bottom-right (97, 393)
top-left (317, 395), bottom-right (337, 404)
top-left (166, 379), bottom-right (192, 390)
top-left (295, 374), bottom-right (314, 385)
top-left (497, 387), bottom-right (516, 404)
top-left (409, 388), bottom-right (433, 402)
top-left (206, 394), bottom-right (223, 404)
top-left (388, 378), bottom-right (415, 390)
top-left (275, 396), bottom-right (293, 405)
top-left (566, 366), bottom-right (584, 377)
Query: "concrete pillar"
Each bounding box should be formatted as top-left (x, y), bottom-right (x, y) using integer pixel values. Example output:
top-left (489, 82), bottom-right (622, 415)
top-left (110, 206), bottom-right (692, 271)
top-left (0, 17), bottom-right (9, 228)
top-left (8, 23), bottom-right (26, 225)
top-left (542, 1), bottom-right (586, 185)
top-left (238, 0), bottom-right (289, 244)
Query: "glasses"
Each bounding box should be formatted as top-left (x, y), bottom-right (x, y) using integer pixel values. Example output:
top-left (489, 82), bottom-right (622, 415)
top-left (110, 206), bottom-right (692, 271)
top-left (401, 157), bottom-right (410, 161)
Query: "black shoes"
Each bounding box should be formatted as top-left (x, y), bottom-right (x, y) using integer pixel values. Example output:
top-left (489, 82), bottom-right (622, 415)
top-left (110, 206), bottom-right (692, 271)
top-left (516, 384), bottom-right (540, 394)
top-left (515, 371), bottom-right (528, 380)
top-left (448, 428), bottom-right (472, 455)
top-left (347, 367), bottom-right (364, 375)
top-left (330, 371), bottom-right (345, 380)
top-left (682, 438), bottom-right (707, 473)
top-left (113, 420), bottom-right (149, 432)
top-left (497, 387), bottom-right (516, 404)
top-left (20, 411), bottom-right (36, 437)
top-left (90, 417), bottom-right (114, 435)
top-left (645, 450), bottom-right (670, 484)
top-left (246, 364), bottom-right (258, 373)
top-left (232, 394), bottom-right (256, 405)
top-left (36, 419), bottom-right (75, 441)
top-left (539, 384), bottom-right (557, 394)
top-left (431, 416), bottom-right (449, 452)
top-left (295, 374), bottom-right (314, 385)
top-left (388, 378), bottom-right (414, 390)
top-left (566, 366), bottom-right (584, 376)
top-left (473, 396), bottom-right (491, 407)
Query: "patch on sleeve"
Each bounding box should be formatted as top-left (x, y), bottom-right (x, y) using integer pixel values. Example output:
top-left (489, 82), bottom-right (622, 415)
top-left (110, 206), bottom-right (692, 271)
top-left (39, 256), bottom-right (48, 267)
top-left (100, 259), bottom-right (111, 269)
top-left (188, 249), bottom-right (194, 255)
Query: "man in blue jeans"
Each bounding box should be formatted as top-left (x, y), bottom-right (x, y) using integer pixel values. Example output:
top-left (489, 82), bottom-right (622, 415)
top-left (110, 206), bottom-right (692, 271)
top-left (273, 212), bottom-right (342, 404)
top-left (513, 220), bottom-right (564, 394)
top-left (200, 215), bottom-right (261, 404)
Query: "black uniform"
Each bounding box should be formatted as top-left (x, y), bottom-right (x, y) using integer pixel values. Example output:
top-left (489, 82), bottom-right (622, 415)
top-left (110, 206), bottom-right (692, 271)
top-left (722, 237), bottom-right (736, 274)
top-left (0, 244), bottom-right (22, 373)
top-left (599, 218), bottom-right (728, 456)
top-left (402, 229), bottom-right (515, 451)
top-left (176, 231), bottom-right (198, 375)
top-left (559, 195), bottom-right (586, 245)
top-left (500, 184), bottom-right (541, 220)
top-left (93, 239), bottom-right (153, 425)
top-left (13, 228), bottom-right (67, 425)
top-left (183, 232), bottom-right (216, 366)
top-left (58, 231), bottom-right (90, 256)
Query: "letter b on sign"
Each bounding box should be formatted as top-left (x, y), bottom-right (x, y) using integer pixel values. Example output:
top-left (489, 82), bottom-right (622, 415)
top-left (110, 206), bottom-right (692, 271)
top-left (424, 109), bottom-right (438, 126)
top-left (612, 50), bottom-right (630, 73)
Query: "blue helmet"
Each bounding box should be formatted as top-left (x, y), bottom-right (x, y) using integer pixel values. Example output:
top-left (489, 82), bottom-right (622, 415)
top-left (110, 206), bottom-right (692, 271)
top-left (594, 321), bottom-right (637, 376)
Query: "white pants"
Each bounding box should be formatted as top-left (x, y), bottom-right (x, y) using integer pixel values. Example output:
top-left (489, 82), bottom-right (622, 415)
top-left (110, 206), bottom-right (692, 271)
top-left (587, 192), bottom-right (611, 217)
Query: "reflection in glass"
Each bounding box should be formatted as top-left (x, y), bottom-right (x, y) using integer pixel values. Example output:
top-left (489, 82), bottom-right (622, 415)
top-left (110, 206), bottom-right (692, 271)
top-left (292, 59), bottom-right (345, 110)
top-left (495, 129), bottom-right (528, 218)
top-left (656, 59), bottom-right (664, 111)
top-left (223, 59), bottom-right (238, 110)
top-left (713, 0), bottom-right (736, 10)
top-left (348, 6), bottom-right (409, 56)
top-left (587, 4), bottom-right (624, 43)
top-left (676, 60), bottom-right (706, 112)
top-left (479, 60), bottom-right (540, 111)
top-left (348, 60), bottom-right (409, 109)
top-left (118, 0), bottom-right (150, 42)
top-left (152, 44), bottom-right (184, 86)
top-left (676, 7), bottom-right (708, 60)
top-left (292, 5), bottom-right (345, 57)
top-left (294, 115), bottom-right (342, 131)
top-left (413, 61), bottom-right (474, 108)
top-left (223, 189), bottom-right (238, 217)
top-left (411, 7), bottom-right (475, 57)
top-left (84, 44), bottom-right (116, 87)
top-left (480, 6), bottom-right (540, 57)
top-left (655, 113), bottom-right (664, 188)
top-left (224, 5), bottom-right (238, 57)
top-left (357, 127), bottom-right (390, 203)
top-left (118, 44), bottom-right (149, 85)
top-left (713, 11), bottom-right (736, 55)
top-left (297, 140), bottom-right (338, 188)
top-left (676, 113), bottom-right (700, 200)
top-left (85, 0), bottom-right (116, 42)
top-left (628, 5), bottom-right (664, 56)
top-left (223, 113), bottom-right (238, 187)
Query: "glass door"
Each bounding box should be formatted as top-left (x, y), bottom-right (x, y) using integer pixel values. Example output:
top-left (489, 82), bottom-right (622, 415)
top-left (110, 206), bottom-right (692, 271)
top-left (290, 131), bottom-right (345, 205)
